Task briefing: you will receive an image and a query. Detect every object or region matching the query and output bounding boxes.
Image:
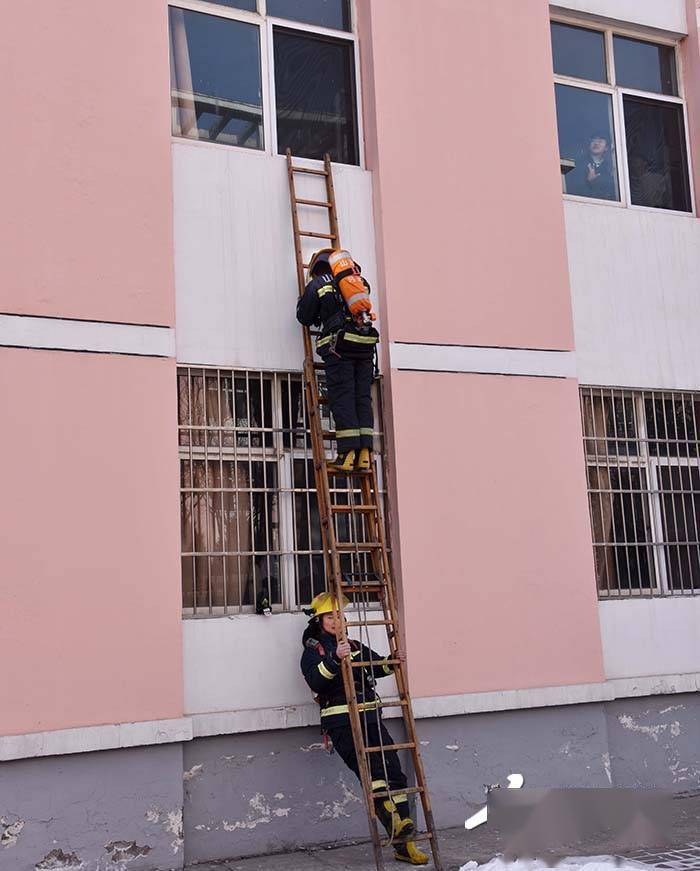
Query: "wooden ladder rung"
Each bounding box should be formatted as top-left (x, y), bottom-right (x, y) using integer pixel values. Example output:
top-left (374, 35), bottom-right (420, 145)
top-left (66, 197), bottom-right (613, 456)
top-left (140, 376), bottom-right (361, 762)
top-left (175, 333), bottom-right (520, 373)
top-left (372, 785), bottom-right (424, 801)
top-left (376, 698), bottom-right (409, 708)
top-left (336, 541), bottom-right (382, 552)
top-left (345, 618), bottom-right (394, 627)
top-left (291, 165), bottom-right (328, 176)
top-left (300, 230), bottom-right (337, 240)
top-left (296, 198), bottom-right (332, 207)
top-left (351, 658), bottom-right (400, 668)
top-left (331, 504), bottom-right (378, 513)
top-left (365, 742), bottom-right (416, 753)
top-left (407, 833), bottom-right (434, 845)
top-left (341, 585), bottom-right (384, 594)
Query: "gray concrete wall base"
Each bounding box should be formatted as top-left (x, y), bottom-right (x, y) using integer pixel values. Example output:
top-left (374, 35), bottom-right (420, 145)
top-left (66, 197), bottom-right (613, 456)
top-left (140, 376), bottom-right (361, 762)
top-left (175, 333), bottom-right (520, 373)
top-left (2, 693), bottom-right (699, 869)
top-left (0, 744), bottom-right (184, 871)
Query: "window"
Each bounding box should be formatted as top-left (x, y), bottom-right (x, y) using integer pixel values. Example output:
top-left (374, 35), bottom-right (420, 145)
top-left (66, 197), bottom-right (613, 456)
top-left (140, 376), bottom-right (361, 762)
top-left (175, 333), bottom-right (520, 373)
top-left (178, 367), bottom-right (384, 615)
top-left (580, 387), bottom-right (700, 598)
top-left (169, 8), bottom-right (263, 149)
top-left (274, 28), bottom-right (358, 164)
top-left (551, 20), bottom-right (692, 212)
top-left (168, 1), bottom-right (360, 165)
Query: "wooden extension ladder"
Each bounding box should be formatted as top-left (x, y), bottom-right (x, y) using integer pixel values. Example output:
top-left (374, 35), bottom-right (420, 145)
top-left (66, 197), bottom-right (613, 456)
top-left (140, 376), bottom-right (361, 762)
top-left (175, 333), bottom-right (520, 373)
top-left (286, 150), bottom-right (443, 871)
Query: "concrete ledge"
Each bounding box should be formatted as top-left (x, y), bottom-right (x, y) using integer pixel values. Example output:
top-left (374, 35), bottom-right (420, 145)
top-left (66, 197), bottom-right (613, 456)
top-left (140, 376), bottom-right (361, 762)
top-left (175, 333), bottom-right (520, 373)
top-left (190, 705), bottom-right (322, 738)
top-left (4, 673), bottom-right (700, 761)
top-left (0, 717), bottom-right (192, 762)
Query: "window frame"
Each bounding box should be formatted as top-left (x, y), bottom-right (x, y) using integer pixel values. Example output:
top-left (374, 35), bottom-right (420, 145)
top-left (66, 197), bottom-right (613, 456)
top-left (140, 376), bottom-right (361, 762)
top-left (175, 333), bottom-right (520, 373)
top-left (168, 0), bottom-right (365, 168)
top-left (551, 14), bottom-right (695, 217)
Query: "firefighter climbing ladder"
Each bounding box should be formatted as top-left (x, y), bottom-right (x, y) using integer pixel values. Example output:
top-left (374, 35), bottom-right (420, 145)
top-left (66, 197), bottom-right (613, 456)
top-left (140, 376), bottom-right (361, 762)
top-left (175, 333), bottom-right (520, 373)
top-left (286, 150), bottom-right (443, 871)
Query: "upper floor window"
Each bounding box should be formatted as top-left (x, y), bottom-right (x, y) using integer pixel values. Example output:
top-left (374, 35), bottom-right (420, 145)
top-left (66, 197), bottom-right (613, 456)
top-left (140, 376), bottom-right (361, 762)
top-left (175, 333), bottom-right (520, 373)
top-left (168, 0), bottom-right (359, 165)
top-left (551, 21), bottom-right (692, 213)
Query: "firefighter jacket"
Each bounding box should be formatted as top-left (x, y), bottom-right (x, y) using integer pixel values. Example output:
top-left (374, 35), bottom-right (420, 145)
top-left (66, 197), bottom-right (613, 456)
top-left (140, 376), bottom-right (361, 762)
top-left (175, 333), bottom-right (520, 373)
top-left (296, 273), bottom-right (379, 359)
top-left (300, 629), bottom-right (394, 727)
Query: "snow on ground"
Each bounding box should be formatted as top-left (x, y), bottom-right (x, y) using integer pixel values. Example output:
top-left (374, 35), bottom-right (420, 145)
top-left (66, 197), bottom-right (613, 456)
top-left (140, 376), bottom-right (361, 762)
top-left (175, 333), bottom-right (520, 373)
top-left (460, 856), bottom-right (653, 871)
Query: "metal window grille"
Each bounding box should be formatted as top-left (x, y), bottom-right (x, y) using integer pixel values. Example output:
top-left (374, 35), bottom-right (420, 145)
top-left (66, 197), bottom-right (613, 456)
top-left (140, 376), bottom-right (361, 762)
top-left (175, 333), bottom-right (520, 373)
top-left (580, 386), bottom-right (700, 597)
top-left (178, 366), bottom-right (385, 615)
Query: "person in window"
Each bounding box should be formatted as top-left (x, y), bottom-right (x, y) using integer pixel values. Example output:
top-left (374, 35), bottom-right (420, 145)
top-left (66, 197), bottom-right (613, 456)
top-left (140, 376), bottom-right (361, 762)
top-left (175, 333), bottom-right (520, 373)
top-left (296, 248), bottom-right (379, 474)
top-left (568, 132), bottom-right (617, 201)
top-left (301, 592), bottom-right (429, 866)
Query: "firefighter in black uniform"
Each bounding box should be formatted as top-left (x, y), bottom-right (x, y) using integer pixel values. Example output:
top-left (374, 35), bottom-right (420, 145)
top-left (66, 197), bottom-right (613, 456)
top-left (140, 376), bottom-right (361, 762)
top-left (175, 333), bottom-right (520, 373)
top-left (300, 592), bottom-right (429, 865)
top-left (296, 249), bottom-right (378, 473)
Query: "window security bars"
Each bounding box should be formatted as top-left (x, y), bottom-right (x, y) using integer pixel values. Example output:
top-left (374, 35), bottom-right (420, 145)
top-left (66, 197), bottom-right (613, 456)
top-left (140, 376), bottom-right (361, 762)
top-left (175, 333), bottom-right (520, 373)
top-left (178, 366), bottom-right (385, 615)
top-left (580, 387), bottom-right (700, 597)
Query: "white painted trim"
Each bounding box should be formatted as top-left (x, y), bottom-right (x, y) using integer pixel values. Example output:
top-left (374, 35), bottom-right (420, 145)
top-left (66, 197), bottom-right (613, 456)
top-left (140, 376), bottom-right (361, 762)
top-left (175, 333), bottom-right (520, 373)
top-left (3, 672), bottom-right (700, 760)
top-left (549, 2), bottom-right (688, 37)
top-left (190, 705), bottom-right (321, 738)
top-left (0, 717), bottom-right (192, 762)
top-left (0, 315), bottom-right (175, 357)
top-left (389, 342), bottom-right (577, 380)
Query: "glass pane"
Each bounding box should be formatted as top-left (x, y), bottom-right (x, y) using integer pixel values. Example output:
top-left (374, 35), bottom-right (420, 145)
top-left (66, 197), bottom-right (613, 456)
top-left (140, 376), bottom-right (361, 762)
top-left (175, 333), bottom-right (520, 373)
top-left (210, 0), bottom-right (257, 8)
top-left (624, 96), bottom-right (691, 212)
top-left (267, 0), bottom-right (350, 31)
top-left (274, 28), bottom-right (359, 165)
top-left (551, 22), bottom-right (607, 83)
top-left (555, 84), bottom-right (620, 201)
top-left (169, 8), bottom-right (263, 149)
top-left (613, 36), bottom-right (678, 96)
top-left (658, 466), bottom-right (700, 592)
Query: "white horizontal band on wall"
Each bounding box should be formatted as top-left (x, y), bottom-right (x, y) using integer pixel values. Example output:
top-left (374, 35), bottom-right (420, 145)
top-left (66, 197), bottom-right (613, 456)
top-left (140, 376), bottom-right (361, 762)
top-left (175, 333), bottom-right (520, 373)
top-left (390, 342), bottom-right (577, 379)
top-left (4, 672), bottom-right (699, 762)
top-left (0, 314), bottom-right (175, 357)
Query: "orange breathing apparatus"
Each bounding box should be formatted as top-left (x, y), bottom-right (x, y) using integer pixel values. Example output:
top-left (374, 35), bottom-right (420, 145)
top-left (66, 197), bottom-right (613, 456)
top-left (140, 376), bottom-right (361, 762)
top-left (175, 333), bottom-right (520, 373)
top-left (328, 250), bottom-right (377, 327)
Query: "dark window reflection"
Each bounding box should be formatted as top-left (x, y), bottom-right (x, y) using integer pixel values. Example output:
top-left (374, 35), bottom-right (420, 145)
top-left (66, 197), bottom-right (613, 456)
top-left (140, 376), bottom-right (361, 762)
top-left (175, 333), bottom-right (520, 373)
top-left (614, 36), bottom-right (678, 96)
top-left (555, 84), bottom-right (619, 201)
top-left (169, 8), bottom-right (263, 149)
top-left (645, 395), bottom-right (700, 457)
top-left (268, 0), bottom-right (350, 31)
top-left (624, 96), bottom-right (691, 212)
top-left (589, 467), bottom-right (654, 592)
top-left (551, 22), bottom-right (607, 83)
top-left (659, 466), bottom-right (700, 592)
top-left (274, 27), bottom-right (359, 165)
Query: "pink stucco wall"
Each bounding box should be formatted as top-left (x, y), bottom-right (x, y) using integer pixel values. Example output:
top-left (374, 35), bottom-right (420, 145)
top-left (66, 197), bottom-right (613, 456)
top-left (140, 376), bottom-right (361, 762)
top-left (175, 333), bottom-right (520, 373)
top-left (391, 371), bottom-right (605, 698)
top-left (0, 2), bottom-right (174, 325)
top-left (357, 0), bottom-right (574, 351)
top-left (0, 350), bottom-right (183, 735)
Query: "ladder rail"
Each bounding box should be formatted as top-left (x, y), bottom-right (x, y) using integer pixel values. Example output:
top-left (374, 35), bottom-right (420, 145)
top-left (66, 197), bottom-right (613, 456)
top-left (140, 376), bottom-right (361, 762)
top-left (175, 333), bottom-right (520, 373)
top-left (286, 150), bottom-right (443, 871)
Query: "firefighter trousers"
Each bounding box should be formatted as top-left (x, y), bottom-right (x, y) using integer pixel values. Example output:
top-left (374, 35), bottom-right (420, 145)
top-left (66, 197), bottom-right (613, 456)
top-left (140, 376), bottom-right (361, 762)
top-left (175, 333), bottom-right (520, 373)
top-left (323, 354), bottom-right (374, 454)
top-left (325, 718), bottom-right (410, 818)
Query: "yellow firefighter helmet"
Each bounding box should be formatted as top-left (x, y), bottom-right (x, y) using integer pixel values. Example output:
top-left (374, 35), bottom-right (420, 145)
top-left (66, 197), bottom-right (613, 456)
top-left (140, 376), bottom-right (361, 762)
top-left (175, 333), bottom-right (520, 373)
top-left (308, 590), bottom-right (349, 617)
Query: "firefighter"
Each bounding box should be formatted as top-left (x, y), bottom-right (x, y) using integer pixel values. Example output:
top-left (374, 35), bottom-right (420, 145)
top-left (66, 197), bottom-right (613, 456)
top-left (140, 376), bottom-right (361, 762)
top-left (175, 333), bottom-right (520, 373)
top-left (300, 592), bottom-right (429, 865)
top-left (296, 249), bottom-right (379, 473)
